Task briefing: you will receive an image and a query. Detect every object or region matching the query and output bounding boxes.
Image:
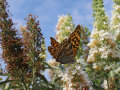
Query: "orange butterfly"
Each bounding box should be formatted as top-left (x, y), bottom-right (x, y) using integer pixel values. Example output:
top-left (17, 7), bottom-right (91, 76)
top-left (48, 25), bottom-right (81, 64)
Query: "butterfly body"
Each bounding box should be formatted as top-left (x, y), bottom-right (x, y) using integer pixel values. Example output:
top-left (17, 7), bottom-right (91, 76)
top-left (48, 25), bottom-right (81, 64)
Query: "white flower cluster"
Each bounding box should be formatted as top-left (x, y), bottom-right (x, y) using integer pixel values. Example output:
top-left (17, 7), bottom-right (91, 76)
top-left (60, 64), bottom-right (91, 90)
top-left (87, 2), bottom-right (120, 89)
top-left (101, 80), bottom-right (108, 90)
top-left (55, 15), bottom-right (74, 43)
top-left (47, 59), bottom-right (60, 80)
top-left (111, 4), bottom-right (120, 40)
top-left (87, 29), bottom-right (120, 63)
top-left (47, 59), bottom-right (59, 67)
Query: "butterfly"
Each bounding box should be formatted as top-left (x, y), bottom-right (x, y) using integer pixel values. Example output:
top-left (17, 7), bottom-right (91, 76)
top-left (48, 25), bottom-right (81, 64)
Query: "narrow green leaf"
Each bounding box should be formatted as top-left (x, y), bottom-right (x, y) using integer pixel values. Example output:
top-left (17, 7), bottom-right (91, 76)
top-left (0, 80), bottom-right (13, 85)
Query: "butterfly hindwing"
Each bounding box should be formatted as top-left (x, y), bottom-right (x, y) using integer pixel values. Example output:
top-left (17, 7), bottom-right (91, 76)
top-left (56, 39), bottom-right (75, 64)
top-left (69, 25), bottom-right (81, 57)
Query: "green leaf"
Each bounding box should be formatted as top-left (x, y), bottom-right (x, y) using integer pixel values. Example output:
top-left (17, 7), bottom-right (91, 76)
top-left (94, 78), bottom-right (101, 86)
top-left (0, 77), bottom-right (2, 81)
top-left (41, 61), bottom-right (53, 70)
top-left (109, 71), bottom-right (114, 77)
top-left (118, 41), bottom-right (120, 44)
top-left (0, 80), bottom-right (13, 85)
top-left (37, 73), bottom-right (48, 83)
top-left (54, 77), bottom-right (62, 83)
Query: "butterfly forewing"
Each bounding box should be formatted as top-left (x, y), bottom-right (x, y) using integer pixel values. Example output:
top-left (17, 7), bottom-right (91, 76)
top-left (69, 25), bottom-right (81, 57)
top-left (48, 46), bottom-right (58, 59)
top-left (50, 37), bottom-right (60, 50)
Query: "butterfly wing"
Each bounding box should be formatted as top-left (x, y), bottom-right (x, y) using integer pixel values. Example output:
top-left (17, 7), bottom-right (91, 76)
top-left (50, 37), bottom-right (60, 50)
top-left (48, 37), bottom-right (60, 59)
top-left (56, 39), bottom-right (75, 64)
top-left (69, 25), bottom-right (81, 57)
top-left (48, 46), bottom-right (57, 59)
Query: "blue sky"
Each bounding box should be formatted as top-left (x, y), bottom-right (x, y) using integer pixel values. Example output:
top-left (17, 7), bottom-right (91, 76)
top-left (7, 0), bottom-right (113, 61)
